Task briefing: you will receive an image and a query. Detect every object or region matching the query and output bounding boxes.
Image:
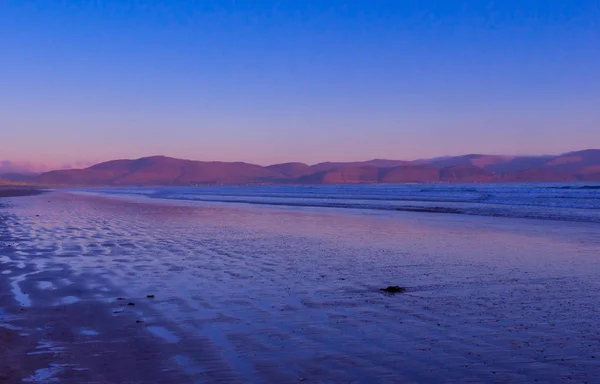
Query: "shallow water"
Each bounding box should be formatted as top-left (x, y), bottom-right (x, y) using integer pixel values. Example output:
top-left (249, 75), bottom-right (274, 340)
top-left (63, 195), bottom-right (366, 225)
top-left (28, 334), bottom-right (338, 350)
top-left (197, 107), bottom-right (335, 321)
top-left (2, 190), bottom-right (600, 382)
top-left (80, 183), bottom-right (600, 223)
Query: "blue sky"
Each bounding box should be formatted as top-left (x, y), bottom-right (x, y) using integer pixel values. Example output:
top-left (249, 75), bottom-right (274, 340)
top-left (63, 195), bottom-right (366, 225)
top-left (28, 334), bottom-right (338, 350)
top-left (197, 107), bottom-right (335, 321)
top-left (1, 0), bottom-right (599, 166)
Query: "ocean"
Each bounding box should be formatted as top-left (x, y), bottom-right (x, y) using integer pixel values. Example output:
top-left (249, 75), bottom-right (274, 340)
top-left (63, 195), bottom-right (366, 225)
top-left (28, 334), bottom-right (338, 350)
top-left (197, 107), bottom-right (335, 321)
top-left (80, 182), bottom-right (600, 223)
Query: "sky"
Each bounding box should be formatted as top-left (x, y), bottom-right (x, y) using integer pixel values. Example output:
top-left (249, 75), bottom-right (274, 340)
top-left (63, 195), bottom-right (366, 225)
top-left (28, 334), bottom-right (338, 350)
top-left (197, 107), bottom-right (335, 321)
top-left (1, 0), bottom-right (599, 169)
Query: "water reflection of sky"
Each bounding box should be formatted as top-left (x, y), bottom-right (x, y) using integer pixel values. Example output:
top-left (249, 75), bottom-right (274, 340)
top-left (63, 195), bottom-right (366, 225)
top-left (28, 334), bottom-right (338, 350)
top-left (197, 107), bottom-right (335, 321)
top-left (4, 191), bottom-right (600, 382)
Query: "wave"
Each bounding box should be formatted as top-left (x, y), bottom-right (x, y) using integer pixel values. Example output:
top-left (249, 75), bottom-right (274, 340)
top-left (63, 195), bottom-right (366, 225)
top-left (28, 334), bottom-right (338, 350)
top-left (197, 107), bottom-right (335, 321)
top-left (74, 184), bottom-right (600, 224)
top-left (550, 185), bottom-right (600, 190)
top-left (148, 195), bottom-right (600, 224)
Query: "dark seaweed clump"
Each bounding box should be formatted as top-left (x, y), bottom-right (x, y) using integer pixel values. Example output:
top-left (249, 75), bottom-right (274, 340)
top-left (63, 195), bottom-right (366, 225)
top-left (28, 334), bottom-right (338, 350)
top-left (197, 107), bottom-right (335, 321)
top-left (380, 286), bottom-right (406, 294)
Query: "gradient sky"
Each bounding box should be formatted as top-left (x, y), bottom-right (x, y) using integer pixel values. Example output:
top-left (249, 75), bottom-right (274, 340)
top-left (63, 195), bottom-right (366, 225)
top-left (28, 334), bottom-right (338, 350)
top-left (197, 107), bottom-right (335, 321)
top-left (1, 0), bottom-right (599, 167)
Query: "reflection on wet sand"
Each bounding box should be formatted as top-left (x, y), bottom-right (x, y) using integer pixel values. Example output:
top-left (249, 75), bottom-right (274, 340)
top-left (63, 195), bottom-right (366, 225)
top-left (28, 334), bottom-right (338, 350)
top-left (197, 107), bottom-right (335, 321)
top-left (1, 191), bottom-right (600, 382)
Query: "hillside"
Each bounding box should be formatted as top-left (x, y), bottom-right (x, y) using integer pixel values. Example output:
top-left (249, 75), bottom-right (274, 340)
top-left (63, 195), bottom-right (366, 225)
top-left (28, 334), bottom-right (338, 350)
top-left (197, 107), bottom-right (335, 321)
top-left (380, 165), bottom-right (440, 183)
top-left (265, 162), bottom-right (312, 178)
top-left (25, 149), bottom-right (600, 186)
top-left (310, 159), bottom-right (407, 173)
top-left (32, 156), bottom-right (283, 186)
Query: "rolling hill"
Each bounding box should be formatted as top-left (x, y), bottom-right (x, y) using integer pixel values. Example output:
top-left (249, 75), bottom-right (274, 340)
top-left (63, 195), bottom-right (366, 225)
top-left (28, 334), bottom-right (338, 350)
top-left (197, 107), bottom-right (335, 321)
top-left (32, 156), bottom-right (283, 186)
top-left (23, 149), bottom-right (600, 186)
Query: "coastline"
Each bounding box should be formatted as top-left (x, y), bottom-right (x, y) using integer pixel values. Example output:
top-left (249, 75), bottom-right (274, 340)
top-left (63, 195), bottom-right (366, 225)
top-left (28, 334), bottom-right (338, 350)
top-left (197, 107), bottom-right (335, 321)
top-left (0, 187), bottom-right (45, 198)
top-left (68, 183), bottom-right (600, 224)
top-left (0, 193), bottom-right (196, 383)
top-left (2, 190), bottom-right (600, 382)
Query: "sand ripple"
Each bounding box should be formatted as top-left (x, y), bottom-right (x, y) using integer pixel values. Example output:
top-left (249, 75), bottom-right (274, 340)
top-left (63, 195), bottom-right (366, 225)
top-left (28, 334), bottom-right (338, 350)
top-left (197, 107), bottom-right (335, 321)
top-left (1, 191), bottom-right (600, 382)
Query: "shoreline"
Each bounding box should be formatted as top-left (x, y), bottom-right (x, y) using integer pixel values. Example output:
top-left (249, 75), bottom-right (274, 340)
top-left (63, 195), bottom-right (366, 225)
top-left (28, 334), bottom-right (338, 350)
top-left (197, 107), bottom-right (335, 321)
top-left (0, 193), bottom-right (196, 382)
top-left (66, 183), bottom-right (600, 224)
top-left (12, 180), bottom-right (600, 188)
top-left (0, 187), bottom-right (46, 198)
top-left (2, 191), bottom-right (600, 382)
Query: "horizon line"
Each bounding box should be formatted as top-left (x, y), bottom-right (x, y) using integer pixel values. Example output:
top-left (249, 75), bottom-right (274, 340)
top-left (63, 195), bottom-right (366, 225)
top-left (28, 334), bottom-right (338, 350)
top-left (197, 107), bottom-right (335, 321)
top-left (2, 148), bottom-right (598, 174)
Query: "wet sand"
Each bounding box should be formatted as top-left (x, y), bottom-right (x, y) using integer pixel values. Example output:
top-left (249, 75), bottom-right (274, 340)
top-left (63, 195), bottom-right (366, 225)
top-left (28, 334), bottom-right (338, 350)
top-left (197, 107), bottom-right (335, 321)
top-left (1, 191), bottom-right (600, 382)
top-left (0, 188), bottom-right (44, 198)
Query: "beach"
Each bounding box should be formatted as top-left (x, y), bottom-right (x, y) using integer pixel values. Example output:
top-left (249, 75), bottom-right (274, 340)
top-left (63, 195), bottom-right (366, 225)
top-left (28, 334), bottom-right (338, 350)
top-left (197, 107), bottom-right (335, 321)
top-left (0, 188), bottom-right (44, 198)
top-left (1, 188), bottom-right (600, 383)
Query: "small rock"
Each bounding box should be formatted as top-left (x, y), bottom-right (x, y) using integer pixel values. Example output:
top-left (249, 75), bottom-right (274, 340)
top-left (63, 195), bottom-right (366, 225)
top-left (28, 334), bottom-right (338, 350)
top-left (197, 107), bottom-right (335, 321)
top-left (116, 297), bottom-right (125, 301)
top-left (136, 319), bottom-right (144, 323)
top-left (127, 302), bottom-right (135, 306)
top-left (146, 294), bottom-right (155, 299)
top-left (380, 286), bottom-right (406, 294)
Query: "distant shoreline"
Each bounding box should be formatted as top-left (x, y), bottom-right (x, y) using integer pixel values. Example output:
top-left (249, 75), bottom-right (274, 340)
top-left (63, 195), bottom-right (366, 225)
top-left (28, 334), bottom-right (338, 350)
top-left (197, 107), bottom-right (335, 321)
top-left (17, 180), bottom-right (600, 188)
top-left (0, 187), bottom-right (46, 198)
top-left (10, 149), bottom-right (599, 185)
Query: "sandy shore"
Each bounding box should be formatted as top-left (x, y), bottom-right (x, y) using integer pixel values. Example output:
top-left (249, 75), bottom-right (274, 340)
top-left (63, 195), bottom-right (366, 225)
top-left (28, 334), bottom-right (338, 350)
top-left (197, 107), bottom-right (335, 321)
top-left (0, 268), bottom-right (192, 383)
top-left (1, 193), bottom-right (194, 383)
top-left (0, 187), bottom-right (45, 198)
top-left (2, 191), bottom-right (600, 382)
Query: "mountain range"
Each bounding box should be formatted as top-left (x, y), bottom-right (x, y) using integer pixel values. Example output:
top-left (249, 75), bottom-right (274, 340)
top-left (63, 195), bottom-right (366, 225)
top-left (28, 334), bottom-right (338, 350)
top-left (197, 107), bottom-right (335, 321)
top-left (2, 149), bottom-right (600, 186)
